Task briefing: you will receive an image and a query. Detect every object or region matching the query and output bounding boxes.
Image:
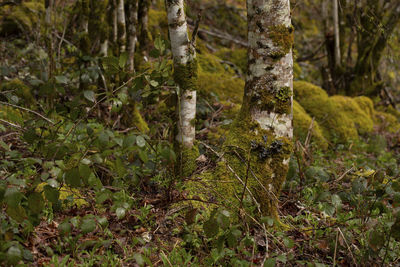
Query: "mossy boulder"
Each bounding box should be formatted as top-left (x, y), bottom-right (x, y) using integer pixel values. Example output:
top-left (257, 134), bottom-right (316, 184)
top-left (375, 111), bottom-right (400, 133)
top-left (198, 72), bottom-right (244, 104)
top-left (330, 95), bottom-right (374, 135)
top-left (0, 78), bottom-right (34, 104)
top-left (293, 81), bottom-right (358, 143)
top-left (0, 1), bottom-right (45, 36)
top-left (293, 100), bottom-right (328, 149)
top-left (354, 96), bottom-right (375, 119)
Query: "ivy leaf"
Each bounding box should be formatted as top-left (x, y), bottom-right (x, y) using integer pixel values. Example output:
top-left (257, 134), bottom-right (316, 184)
top-left (27, 192), bottom-right (44, 215)
top-left (136, 135), bottom-right (146, 148)
top-left (80, 218), bottom-right (96, 234)
top-left (83, 90), bottom-right (95, 102)
top-left (203, 217), bottom-right (219, 238)
top-left (116, 207), bottom-right (126, 220)
top-left (44, 185), bottom-right (59, 203)
top-left (65, 168), bottom-right (81, 188)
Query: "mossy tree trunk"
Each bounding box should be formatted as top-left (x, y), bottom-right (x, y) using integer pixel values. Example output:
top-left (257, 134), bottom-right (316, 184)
top-left (117, 0), bottom-right (127, 53)
top-left (138, 0), bottom-right (151, 50)
top-left (88, 0), bottom-right (109, 56)
top-left (222, 0), bottom-right (294, 217)
top-left (45, 0), bottom-right (55, 78)
top-left (126, 0), bottom-right (138, 71)
top-left (166, 0), bottom-right (199, 177)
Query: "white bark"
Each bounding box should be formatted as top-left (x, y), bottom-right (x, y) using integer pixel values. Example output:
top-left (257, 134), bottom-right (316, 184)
top-left (127, 0), bottom-right (138, 71)
top-left (246, 0), bottom-right (293, 140)
top-left (176, 90), bottom-right (196, 147)
top-left (333, 0), bottom-right (341, 67)
top-left (117, 0), bottom-right (127, 52)
top-left (166, 0), bottom-right (191, 65)
top-left (100, 40), bottom-right (108, 56)
top-left (166, 0), bottom-right (196, 148)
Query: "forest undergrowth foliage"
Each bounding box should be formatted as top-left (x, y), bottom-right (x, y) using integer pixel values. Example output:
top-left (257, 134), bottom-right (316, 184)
top-left (0, 0), bottom-right (400, 266)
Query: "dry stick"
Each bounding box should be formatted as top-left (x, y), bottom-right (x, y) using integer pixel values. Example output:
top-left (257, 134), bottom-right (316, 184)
top-left (333, 227), bottom-right (339, 266)
top-left (334, 165), bottom-right (355, 183)
top-left (190, 12), bottom-right (202, 47)
top-left (338, 227), bottom-right (357, 266)
top-left (0, 119), bottom-right (24, 130)
top-left (0, 101), bottom-right (54, 125)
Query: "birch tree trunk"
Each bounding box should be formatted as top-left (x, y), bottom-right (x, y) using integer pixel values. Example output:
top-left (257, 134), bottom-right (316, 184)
top-left (117, 0), bottom-right (127, 53)
top-left (166, 0), bottom-right (198, 177)
top-left (222, 0), bottom-right (294, 217)
top-left (333, 0), bottom-right (341, 67)
top-left (127, 0), bottom-right (138, 71)
top-left (138, 0), bottom-right (151, 49)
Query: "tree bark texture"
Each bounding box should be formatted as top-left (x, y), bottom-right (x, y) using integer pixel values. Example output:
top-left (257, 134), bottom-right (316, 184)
top-left (222, 0), bottom-right (294, 217)
top-left (166, 0), bottom-right (198, 177)
top-left (117, 0), bottom-right (127, 53)
top-left (127, 0), bottom-right (138, 71)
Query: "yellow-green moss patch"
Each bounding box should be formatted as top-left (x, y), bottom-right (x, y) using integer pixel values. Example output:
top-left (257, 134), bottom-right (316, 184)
top-left (293, 81), bottom-right (358, 143)
top-left (375, 111), bottom-right (400, 133)
top-left (331, 95), bottom-right (374, 135)
top-left (293, 100), bottom-right (328, 149)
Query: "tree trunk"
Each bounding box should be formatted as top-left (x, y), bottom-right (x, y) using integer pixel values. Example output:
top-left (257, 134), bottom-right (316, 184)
top-left (138, 0), bottom-right (151, 49)
top-left (117, 0), bottom-right (127, 53)
top-left (222, 0), bottom-right (294, 217)
top-left (166, 0), bottom-right (198, 177)
top-left (127, 0), bottom-right (138, 71)
top-left (333, 0), bottom-right (341, 67)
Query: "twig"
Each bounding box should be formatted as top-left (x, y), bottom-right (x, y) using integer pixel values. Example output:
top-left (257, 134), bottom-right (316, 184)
top-left (333, 227), bottom-right (339, 266)
top-left (190, 11), bottom-right (202, 47)
top-left (334, 165), bottom-right (355, 183)
top-left (0, 119), bottom-right (24, 130)
top-left (0, 101), bottom-right (54, 125)
top-left (338, 227), bottom-right (357, 266)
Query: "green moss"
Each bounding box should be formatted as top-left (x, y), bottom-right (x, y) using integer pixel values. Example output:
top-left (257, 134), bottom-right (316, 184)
top-left (148, 9), bottom-right (168, 41)
top-left (1, 78), bottom-right (35, 104)
top-left (293, 62), bottom-right (302, 79)
top-left (268, 25), bottom-right (294, 59)
top-left (331, 95), bottom-right (374, 135)
top-left (36, 183), bottom-right (88, 208)
top-left (375, 111), bottom-right (400, 133)
top-left (177, 144), bottom-right (199, 178)
top-left (215, 48), bottom-right (247, 74)
top-left (294, 81), bottom-right (358, 143)
top-left (293, 100), bottom-right (328, 149)
top-left (174, 59), bottom-right (198, 92)
top-left (0, 1), bottom-right (45, 35)
top-left (198, 71), bottom-right (244, 104)
top-left (197, 52), bottom-right (235, 74)
top-left (354, 96), bottom-right (375, 119)
top-left (132, 104), bottom-right (149, 133)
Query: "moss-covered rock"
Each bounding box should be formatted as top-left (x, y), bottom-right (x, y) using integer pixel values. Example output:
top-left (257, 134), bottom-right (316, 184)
top-left (0, 78), bottom-right (35, 104)
top-left (293, 100), bottom-right (328, 149)
top-left (330, 95), bottom-right (374, 135)
top-left (0, 1), bottom-right (45, 36)
top-left (375, 111), bottom-right (400, 133)
top-left (293, 81), bottom-right (358, 143)
top-left (354, 96), bottom-right (375, 119)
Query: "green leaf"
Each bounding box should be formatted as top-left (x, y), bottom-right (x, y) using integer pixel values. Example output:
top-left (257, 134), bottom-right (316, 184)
top-left (65, 168), bottom-right (81, 188)
top-left (276, 254), bottom-right (287, 263)
top-left (80, 218), bottom-right (96, 234)
top-left (4, 188), bottom-right (23, 208)
top-left (115, 157), bottom-right (127, 177)
top-left (7, 246), bottom-right (22, 265)
top-left (79, 164), bottom-right (92, 183)
top-left (55, 75), bottom-right (68, 84)
top-left (203, 217), bottom-right (219, 238)
top-left (0, 140), bottom-right (10, 151)
top-left (149, 80), bottom-right (159, 87)
top-left (58, 221), bottom-right (72, 235)
top-left (369, 230), bottom-right (385, 250)
top-left (123, 134), bottom-right (136, 149)
top-left (264, 258), bottom-right (276, 267)
top-left (44, 185), bottom-right (59, 203)
top-left (136, 135), bottom-right (146, 148)
top-left (6, 205), bottom-right (27, 222)
top-left (119, 51), bottom-right (128, 68)
top-left (261, 216), bottom-right (275, 227)
top-left (83, 90), bottom-right (96, 102)
top-left (133, 253), bottom-right (144, 266)
top-left (98, 217), bottom-right (108, 227)
top-left (27, 192), bottom-right (44, 214)
top-left (116, 207), bottom-right (126, 220)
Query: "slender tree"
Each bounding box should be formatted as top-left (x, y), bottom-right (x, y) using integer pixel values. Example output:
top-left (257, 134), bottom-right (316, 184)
top-left (126, 0), bottom-right (138, 71)
top-left (222, 0), bottom-right (294, 217)
top-left (138, 0), bottom-right (151, 49)
top-left (117, 0), bottom-right (127, 53)
top-left (333, 0), bottom-right (341, 67)
top-left (165, 0), bottom-right (198, 177)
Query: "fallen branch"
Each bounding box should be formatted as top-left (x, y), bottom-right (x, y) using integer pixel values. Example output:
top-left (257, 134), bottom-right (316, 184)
top-left (0, 101), bottom-right (55, 125)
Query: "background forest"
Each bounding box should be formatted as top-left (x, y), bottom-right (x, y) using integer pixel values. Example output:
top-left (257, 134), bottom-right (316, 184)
top-left (1, 0), bottom-right (400, 266)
